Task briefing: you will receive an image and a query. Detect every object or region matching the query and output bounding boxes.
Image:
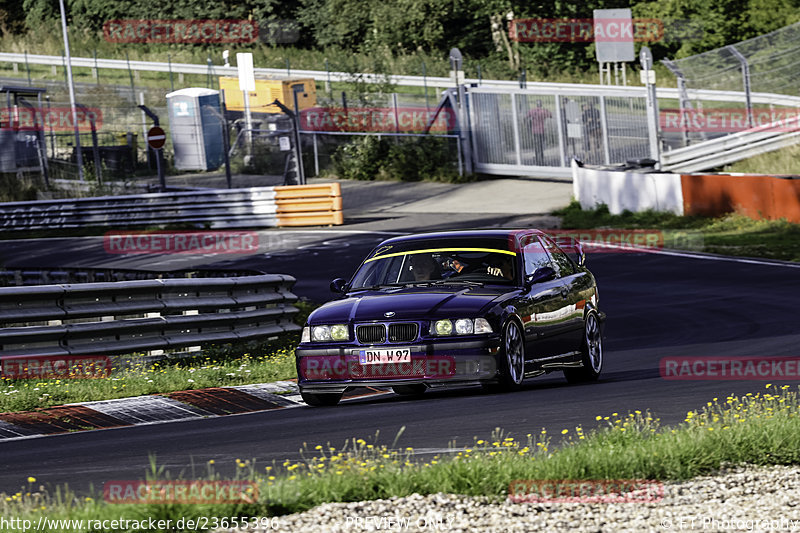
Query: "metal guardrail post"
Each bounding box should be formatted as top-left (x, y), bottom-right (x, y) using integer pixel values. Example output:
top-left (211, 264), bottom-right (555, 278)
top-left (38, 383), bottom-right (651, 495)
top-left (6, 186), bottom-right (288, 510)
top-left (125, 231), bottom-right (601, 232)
top-left (510, 92), bottom-right (522, 166)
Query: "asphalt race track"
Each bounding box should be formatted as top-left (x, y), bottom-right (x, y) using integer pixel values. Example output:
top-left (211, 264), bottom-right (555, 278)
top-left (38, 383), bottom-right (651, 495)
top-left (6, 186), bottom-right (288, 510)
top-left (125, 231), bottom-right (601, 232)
top-left (0, 231), bottom-right (799, 496)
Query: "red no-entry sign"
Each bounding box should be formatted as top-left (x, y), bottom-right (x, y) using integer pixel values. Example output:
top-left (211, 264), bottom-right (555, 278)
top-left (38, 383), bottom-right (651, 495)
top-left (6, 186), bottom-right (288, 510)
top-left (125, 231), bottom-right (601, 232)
top-left (147, 126), bottom-right (166, 150)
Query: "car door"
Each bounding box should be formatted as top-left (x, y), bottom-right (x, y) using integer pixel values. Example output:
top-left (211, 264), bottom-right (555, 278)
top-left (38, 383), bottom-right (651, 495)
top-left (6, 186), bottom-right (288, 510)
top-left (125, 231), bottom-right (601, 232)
top-left (516, 236), bottom-right (568, 361)
top-left (541, 235), bottom-right (588, 353)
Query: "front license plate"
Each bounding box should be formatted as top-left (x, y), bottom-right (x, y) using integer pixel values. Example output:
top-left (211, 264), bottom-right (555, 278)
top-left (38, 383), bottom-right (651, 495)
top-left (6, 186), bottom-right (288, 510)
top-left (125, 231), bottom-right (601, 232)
top-left (359, 348), bottom-right (411, 365)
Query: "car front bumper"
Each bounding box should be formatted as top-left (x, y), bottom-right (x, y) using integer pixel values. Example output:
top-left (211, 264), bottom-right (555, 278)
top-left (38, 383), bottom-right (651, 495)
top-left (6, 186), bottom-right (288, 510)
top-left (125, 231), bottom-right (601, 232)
top-left (296, 336), bottom-right (502, 394)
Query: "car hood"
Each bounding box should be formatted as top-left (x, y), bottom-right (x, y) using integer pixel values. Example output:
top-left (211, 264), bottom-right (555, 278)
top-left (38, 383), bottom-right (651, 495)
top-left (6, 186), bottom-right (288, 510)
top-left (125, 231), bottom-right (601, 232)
top-left (309, 285), bottom-right (517, 324)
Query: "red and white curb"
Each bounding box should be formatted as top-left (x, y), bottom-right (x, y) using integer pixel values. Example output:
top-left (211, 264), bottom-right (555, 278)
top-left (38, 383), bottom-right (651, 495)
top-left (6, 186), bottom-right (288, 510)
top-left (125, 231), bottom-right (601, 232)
top-left (0, 381), bottom-right (390, 441)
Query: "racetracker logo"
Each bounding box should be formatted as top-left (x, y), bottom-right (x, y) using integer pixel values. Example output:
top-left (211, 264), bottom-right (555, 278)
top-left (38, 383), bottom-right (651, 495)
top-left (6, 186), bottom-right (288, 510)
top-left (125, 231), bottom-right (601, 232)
top-left (103, 20), bottom-right (258, 43)
top-left (103, 480), bottom-right (258, 504)
top-left (508, 479), bottom-right (664, 503)
top-left (300, 107), bottom-right (457, 133)
top-left (660, 356), bottom-right (800, 380)
top-left (547, 229), bottom-right (664, 252)
top-left (300, 355), bottom-right (462, 380)
top-left (1, 356), bottom-right (111, 379)
top-left (103, 231), bottom-right (259, 255)
top-left (510, 18), bottom-right (664, 43)
top-left (0, 107), bottom-right (102, 132)
top-left (660, 108), bottom-right (800, 133)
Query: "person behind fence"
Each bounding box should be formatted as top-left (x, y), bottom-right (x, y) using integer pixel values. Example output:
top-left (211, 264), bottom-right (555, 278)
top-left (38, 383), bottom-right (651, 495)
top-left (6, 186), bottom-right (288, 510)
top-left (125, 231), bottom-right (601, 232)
top-left (527, 100), bottom-right (552, 164)
top-left (582, 102), bottom-right (601, 152)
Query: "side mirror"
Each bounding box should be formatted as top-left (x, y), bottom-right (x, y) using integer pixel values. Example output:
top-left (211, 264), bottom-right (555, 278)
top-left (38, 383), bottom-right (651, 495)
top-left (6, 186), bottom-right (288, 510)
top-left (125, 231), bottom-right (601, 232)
top-left (525, 266), bottom-right (556, 286)
top-left (329, 278), bottom-right (347, 294)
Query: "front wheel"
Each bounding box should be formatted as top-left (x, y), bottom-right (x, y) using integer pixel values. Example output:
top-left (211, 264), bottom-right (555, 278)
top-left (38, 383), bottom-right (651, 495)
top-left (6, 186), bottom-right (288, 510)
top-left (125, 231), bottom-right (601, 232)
top-left (564, 311), bottom-right (603, 383)
top-left (301, 391), bottom-right (342, 406)
top-left (498, 320), bottom-right (525, 391)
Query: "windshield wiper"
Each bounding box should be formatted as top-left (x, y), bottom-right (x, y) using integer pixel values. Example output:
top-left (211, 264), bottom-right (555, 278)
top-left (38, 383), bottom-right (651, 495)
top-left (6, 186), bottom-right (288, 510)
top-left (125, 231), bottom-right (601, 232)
top-left (430, 279), bottom-right (484, 287)
top-left (350, 284), bottom-right (405, 291)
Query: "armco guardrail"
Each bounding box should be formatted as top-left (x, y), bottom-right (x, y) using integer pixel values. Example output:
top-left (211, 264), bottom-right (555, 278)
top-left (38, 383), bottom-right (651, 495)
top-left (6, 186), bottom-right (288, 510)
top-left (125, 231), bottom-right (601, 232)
top-left (0, 183), bottom-right (343, 230)
top-left (0, 274), bottom-right (299, 358)
top-left (0, 267), bottom-right (265, 287)
top-left (5, 52), bottom-right (800, 106)
top-left (661, 122), bottom-right (800, 172)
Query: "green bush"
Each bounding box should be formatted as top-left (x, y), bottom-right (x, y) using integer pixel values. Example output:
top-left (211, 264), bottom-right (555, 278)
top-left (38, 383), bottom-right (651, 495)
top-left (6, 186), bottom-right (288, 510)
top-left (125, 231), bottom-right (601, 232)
top-left (331, 136), bottom-right (464, 182)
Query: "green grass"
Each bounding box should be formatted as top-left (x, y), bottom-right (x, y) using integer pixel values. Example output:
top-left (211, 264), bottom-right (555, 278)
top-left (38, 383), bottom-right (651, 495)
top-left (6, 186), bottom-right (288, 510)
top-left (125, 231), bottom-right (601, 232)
top-left (1, 386), bottom-right (798, 531)
top-left (554, 201), bottom-right (800, 262)
top-left (0, 349), bottom-right (297, 414)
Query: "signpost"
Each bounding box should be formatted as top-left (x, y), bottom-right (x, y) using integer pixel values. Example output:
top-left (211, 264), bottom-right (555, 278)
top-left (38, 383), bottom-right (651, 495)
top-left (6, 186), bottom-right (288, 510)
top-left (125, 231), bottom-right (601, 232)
top-left (237, 52), bottom-right (256, 160)
top-left (146, 125), bottom-right (166, 190)
top-left (594, 9), bottom-right (634, 85)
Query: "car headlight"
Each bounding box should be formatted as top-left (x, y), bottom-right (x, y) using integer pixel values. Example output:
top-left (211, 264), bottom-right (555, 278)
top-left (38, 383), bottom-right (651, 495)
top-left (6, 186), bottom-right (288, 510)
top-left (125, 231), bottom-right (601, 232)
top-left (433, 319), bottom-right (453, 335)
top-left (431, 318), bottom-right (494, 335)
top-left (311, 324), bottom-right (350, 342)
top-left (455, 318), bottom-right (474, 334)
top-left (301, 326), bottom-right (311, 343)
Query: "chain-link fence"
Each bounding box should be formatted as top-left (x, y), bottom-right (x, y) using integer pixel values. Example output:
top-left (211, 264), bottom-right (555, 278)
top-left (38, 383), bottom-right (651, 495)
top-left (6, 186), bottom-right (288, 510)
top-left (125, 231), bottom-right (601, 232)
top-left (662, 22), bottom-right (800, 146)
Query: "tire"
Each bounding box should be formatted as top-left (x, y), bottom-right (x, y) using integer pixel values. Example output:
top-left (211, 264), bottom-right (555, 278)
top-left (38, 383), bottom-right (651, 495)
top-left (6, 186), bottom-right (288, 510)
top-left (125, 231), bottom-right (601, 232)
top-left (392, 384), bottom-right (427, 397)
top-left (564, 311), bottom-right (603, 383)
top-left (498, 320), bottom-right (525, 391)
top-left (301, 391), bottom-right (342, 406)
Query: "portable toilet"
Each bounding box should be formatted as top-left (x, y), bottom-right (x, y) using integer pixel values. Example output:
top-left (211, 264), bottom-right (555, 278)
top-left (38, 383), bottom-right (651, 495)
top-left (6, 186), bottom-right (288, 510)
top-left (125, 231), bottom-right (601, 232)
top-left (165, 88), bottom-right (224, 171)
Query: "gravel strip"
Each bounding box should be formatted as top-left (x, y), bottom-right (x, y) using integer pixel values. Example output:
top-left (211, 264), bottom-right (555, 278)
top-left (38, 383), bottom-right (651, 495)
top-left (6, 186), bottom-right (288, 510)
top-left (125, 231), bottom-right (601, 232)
top-left (217, 464), bottom-right (800, 532)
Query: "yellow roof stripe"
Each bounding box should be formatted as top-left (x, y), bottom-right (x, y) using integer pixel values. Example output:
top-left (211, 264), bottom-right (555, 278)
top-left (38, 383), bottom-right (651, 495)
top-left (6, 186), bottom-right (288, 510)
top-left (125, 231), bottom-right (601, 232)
top-left (366, 247), bottom-right (516, 263)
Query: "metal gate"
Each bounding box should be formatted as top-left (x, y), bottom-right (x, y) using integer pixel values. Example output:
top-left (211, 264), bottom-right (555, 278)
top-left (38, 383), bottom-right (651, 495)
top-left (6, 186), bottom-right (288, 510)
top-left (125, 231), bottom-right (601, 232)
top-left (467, 86), bottom-right (653, 178)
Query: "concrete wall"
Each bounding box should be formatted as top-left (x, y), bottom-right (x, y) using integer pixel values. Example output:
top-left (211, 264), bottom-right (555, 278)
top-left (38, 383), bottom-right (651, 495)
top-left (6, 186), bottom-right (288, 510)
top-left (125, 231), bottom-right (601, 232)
top-left (571, 161), bottom-right (684, 215)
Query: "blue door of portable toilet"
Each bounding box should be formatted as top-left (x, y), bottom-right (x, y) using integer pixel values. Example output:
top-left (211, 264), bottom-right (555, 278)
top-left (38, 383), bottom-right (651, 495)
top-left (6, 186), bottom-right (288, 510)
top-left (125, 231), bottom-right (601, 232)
top-left (166, 88), bottom-right (224, 171)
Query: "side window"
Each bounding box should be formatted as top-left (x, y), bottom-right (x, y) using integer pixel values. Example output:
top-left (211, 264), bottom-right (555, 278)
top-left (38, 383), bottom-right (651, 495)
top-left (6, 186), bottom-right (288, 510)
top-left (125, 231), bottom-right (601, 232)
top-left (522, 239), bottom-right (552, 276)
top-left (542, 237), bottom-right (575, 277)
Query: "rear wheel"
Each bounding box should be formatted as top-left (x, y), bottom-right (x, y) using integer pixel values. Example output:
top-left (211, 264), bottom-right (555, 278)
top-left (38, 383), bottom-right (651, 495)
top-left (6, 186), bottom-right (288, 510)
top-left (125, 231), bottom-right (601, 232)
top-left (564, 311), bottom-right (603, 383)
top-left (301, 391), bottom-right (342, 406)
top-left (392, 384), bottom-right (427, 397)
top-left (498, 320), bottom-right (525, 391)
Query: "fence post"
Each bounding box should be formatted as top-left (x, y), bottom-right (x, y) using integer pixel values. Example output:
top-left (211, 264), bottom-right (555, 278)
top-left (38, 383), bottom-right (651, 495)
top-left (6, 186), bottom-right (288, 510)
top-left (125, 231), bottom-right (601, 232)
top-left (313, 133), bottom-right (319, 176)
top-left (422, 61), bottom-right (429, 111)
top-left (727, 45), bottom-right (753, 128)
top-left (207, 56), bottom-right (213, 88)
top-left (477, 64), bottom-right (482, 86)
top-left (24, 50), bottom-right (31, 86)
top-left (125, 51), bottom-right (136, 102)
top-left (286, 58), bottom-right (291, 77)
top-left (392, 93), bottom-right (400, 134)
top-left (599, 95), bottom-right (611, 164)
top-left (168, 54), bottom-right (174, 92)
top-left (640, 46), bottom-right (661, 166)
top-left (554, 95), bottom-right (566, 167)
top-left (509, 92), bottom-right (522, 166)
top-left (325, 58), bottom-right (331, 96)
top-left (93, 49), bottom-right (99, 84)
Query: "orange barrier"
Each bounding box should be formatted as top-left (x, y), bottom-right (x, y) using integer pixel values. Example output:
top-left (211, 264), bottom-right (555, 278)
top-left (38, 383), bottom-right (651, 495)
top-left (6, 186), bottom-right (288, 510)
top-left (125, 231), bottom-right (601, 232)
top-left (680, 174), bottom-right (800, 223)
top-left (273, 183), bottom-right (343, 226)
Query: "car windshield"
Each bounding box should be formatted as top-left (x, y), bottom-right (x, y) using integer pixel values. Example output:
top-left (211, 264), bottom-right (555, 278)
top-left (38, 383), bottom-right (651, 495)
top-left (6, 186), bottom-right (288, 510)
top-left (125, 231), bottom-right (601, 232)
top-left (350, 240), bottom-right (518, 288)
